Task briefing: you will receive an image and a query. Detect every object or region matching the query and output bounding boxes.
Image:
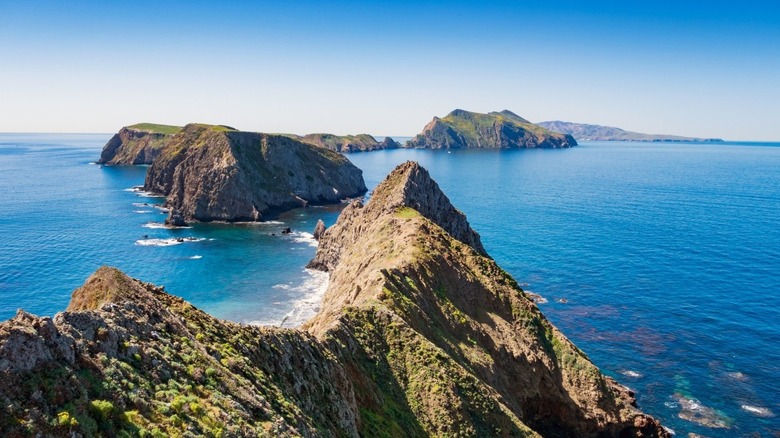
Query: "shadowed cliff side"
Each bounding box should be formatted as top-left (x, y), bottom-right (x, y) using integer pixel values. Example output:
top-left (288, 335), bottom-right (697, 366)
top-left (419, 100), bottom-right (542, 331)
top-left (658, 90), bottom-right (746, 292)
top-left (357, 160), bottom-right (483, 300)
top-left (143, 124), bottom-right (367, 223)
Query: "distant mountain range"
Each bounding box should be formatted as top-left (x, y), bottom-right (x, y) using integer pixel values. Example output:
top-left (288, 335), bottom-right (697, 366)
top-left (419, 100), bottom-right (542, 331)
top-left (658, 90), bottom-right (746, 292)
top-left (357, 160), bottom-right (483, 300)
top-left (537, 121), bottom-right (723, 142)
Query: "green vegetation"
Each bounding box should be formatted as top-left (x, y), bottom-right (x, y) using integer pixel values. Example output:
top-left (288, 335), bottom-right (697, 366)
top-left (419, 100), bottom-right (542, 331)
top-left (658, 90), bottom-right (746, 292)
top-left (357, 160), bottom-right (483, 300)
top-left (394, 207), bottom-right (420, 219)
top-left (127, 123), bottom-right (183, 135)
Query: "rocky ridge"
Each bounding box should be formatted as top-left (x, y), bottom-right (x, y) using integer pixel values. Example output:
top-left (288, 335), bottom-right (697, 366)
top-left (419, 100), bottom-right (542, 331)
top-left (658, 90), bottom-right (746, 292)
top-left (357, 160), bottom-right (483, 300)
top-left (0, 162), bottom-right (667, 437)
top-left (143, 124), bottom-right (367, 223)
top-left (98, 123), bottom-right (182, 165)
top-left (406, 109), bottom-right (577, 149)
top-left (537, 120), bottom-right (724, 142)
top-left (292, 133), bottom-right (401, 153)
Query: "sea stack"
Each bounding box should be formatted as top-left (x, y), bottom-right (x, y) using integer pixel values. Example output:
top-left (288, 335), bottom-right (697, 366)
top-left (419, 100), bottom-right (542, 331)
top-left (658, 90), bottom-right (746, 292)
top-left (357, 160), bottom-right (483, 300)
top-left (407, 109), bottom-right (577, 149)
top-left (143, 124), bottom-right (367, 222)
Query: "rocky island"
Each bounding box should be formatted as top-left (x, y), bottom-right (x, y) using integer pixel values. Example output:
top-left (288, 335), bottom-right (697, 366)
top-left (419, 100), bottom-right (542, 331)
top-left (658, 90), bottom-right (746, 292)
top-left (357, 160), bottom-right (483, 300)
top-left (98, 123), bottom-right (183, 165)
top-left (0, 162), bottom-right (667, 437)
top-left (291, 133), bottom-right (401, 153)
top-left (537, 120), bottom-right (724, 142)
top-left (406, 109), bottom-right (577, 149)
top-left (139, 124), bottom-right (367, 224)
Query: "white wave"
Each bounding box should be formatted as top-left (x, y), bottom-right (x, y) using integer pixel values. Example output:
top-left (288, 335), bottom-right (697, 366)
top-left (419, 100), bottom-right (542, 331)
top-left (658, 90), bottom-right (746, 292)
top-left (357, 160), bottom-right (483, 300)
top-left (663, 426), bottom-right (675, 435)
top-left (232, 220), bottom-right (285, 225)
top-left (290, 231), bottom-right (318, 248)
top-left (189, 255), bottom-right (203, 260)
top-left (135, 237), bottom-right (205, 247)
top-left (142, 222), bottom-right (191, 229)
top-left (134, 210), bottom-right (152, 214)
top-left (278, 269), bottom-right (329, 327)
top-left (741, 405), bottom-right (774, 417)
top-left (249, 269), bottom-right (329, 328)
top-left (620, 370), bottom-right (643, 378)
top-left (125, 186), bottom-right (164, 198)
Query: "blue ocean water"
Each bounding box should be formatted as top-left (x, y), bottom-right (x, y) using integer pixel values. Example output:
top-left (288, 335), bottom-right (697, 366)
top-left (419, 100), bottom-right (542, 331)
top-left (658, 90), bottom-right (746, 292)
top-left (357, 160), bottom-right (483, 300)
top-left (1, 134), bottom-right (778, 435)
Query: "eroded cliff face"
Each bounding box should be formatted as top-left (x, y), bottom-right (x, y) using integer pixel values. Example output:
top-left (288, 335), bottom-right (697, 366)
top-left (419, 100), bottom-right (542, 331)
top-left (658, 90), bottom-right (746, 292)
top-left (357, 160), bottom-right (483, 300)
top-left (98, 124), bottom-right (182, 165)
top-left (143, 124), bottom-right (367, 222)
top-left (406, 109), bottom-right (577, 149)
top-left (0, 162), bottom-right (667, 437)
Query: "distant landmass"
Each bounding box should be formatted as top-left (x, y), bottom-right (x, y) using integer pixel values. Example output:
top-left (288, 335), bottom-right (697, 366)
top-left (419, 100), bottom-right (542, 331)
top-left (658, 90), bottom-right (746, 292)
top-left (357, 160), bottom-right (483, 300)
top-left (537, 121), bottom-right (723, 142)
top-left (407, 109), bottom-right (577, 149)
top-left (287, 133), bottom-right (400, 153)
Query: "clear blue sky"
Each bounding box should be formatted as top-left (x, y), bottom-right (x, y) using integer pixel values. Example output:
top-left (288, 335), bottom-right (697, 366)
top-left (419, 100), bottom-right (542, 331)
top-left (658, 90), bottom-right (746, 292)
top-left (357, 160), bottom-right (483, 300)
top-left (1, 0), bottom-right (778, 140)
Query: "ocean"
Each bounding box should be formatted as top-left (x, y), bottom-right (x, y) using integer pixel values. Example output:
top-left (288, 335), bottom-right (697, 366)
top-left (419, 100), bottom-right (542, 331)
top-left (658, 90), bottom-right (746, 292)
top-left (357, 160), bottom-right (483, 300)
top-left (1, 134), bottom-right (778, 436)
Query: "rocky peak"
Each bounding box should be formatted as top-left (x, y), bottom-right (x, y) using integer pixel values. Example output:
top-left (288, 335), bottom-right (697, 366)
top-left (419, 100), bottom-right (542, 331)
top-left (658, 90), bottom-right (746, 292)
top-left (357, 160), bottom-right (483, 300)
top-left (66, 266), bottom-right (152, 312)
top-left (308, 161), bottom-right (485, 272)
top-left (369, 161), bottom-right (486, 254)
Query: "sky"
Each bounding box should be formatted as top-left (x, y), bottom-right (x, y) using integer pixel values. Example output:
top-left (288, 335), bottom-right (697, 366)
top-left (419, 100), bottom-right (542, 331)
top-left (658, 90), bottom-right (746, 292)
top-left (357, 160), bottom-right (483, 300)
top-left (1, 1), bottom-right (778, 140)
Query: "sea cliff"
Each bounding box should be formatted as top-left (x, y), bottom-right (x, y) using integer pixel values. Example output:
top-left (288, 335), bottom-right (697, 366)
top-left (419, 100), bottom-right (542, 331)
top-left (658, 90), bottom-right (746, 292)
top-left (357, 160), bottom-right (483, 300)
top-left (98, 123), bottom-right (182, 165)
top-left (0, 162), bottom-right (667, 437)
top-left (407, 110), bottom-right (577, 149)
top-left (143, 124), bottom-right (367, 223)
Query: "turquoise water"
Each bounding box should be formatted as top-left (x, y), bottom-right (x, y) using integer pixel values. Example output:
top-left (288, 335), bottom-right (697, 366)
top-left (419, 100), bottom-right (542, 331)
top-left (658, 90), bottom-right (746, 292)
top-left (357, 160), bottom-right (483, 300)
top-left (1, 134), bottom-right (778, 435)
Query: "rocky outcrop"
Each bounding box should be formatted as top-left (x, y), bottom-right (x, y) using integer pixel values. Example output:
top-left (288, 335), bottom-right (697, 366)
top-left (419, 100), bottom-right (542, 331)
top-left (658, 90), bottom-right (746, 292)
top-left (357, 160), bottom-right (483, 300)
top-left (407, 109), bottom-right (577, 149)
top-left (144, 124), bottom-right (367, 222)
top-left (537, 120), bottom-right (724, 142)
top-left (0, 163), bottom-right (667, 437)
top-left (296, 133), bottom-right (401, 153)
top-left (313, 219), bottom-right (326, 241)
top-left (98, 123), bottom-right (182, 165)
top-left (0, 266), bottom-right (358, 436)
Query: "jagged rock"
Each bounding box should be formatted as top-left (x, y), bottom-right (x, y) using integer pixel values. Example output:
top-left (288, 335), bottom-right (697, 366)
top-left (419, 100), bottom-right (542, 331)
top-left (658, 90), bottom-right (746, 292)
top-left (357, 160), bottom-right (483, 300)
top-left (98, 123), bottom-right (182, 165)
top-left (144, 124), bottom-right (367, 222)
top-left (0, 163), bottom-right (667, 437)
top-left (406, 109), bottom-right (577, 149)
top-left (313, 219), bottom-right (326, 241)
top-left (164, 209), bottom-right (187, 227)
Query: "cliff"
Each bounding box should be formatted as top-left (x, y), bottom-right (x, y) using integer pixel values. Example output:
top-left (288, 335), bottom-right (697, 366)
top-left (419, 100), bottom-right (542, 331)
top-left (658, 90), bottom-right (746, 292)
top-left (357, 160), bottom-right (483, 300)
top-left (537, 120), bottom-right (724, 142)
top-left (406, 110), bottom-right (577, 149)
top-left (0, 162), bottom-right (667, 437)
top-left (292, 133), bottom-right (401, 153)
top-left (98, 123), bottom-right (182, 165)
top-left (143, 124), bottom-right (367, 223)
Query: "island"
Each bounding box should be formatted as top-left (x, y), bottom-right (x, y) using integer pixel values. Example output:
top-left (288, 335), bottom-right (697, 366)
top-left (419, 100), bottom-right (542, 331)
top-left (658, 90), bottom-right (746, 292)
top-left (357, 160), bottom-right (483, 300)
top-left (406, 109), bottom-right (577, 149)
top-left (0, 162), bottom-right (667, 437)
top-left (143, 124), bottom-right (367, 224)
top-left (289, 133), bottom-right (401, 153)
top-left (537, 120), bottom-right (724, 142)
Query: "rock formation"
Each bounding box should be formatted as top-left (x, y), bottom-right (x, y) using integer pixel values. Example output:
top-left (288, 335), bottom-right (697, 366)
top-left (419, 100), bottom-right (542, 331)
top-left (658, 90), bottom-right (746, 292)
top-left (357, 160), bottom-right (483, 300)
top-left (98, 123), bottom-right (182, 165)
top-left (143, 124), bottom-right (367, 222)
top-left (406, 109), bottom-right (577, 149)
top-left (0, 162), bottom-right (667, 437)
top-left (293, 133), bottom-right (401, 153)
top-left (312, 219), bottom-right (326, 241)
top-left (537, 120), bottom-right (724, 142)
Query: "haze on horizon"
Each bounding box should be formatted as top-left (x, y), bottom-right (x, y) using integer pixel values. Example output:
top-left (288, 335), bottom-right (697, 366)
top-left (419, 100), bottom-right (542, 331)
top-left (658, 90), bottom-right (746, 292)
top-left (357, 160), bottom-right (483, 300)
top-left (1, 0), bottom-right (778, 141)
